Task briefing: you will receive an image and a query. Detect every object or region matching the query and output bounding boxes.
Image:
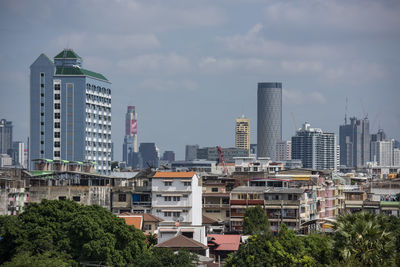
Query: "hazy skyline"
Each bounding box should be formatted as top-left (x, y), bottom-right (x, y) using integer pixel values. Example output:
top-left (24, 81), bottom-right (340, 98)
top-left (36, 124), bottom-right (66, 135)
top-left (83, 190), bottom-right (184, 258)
top-left (1, 0), bottom-right (399, 160)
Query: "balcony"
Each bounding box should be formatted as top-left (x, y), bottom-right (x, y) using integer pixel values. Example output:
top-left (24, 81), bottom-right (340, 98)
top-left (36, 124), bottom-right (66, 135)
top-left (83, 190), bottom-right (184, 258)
top-left (203, 203), bottom-right (230, 209)
top-left (230, 199), bottom-right (264, 205)
top-left (132, 201), bottom-right (152, 207)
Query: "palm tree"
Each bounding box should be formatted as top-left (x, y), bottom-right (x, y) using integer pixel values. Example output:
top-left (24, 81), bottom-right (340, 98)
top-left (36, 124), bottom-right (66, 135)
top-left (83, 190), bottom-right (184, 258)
top-left (333, 212), bottom-right (395, 266)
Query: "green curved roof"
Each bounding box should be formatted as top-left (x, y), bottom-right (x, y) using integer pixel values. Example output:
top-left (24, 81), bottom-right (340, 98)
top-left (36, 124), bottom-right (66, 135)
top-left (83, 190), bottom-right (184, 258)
top-left (55, 66), bottom-right (109, 82)
top-left (54, 49), bottom-right (81, 59)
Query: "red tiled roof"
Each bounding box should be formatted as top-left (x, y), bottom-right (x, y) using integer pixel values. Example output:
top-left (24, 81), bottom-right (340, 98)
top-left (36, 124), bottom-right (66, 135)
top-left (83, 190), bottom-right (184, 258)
top-left (119, 214), bottom-right (143, 229)
top-left (208, 234), bottom-right (241, 251)
top-left (120, 212), bottom-right (163, 223)
top-left (155, 234), bottom-right (208, 249)
top-left (153, 171), bottom-right (196, 178)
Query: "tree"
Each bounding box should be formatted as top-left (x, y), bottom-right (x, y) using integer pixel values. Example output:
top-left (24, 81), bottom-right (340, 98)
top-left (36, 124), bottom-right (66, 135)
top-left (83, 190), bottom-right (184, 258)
top-left (333, 212), bottom-right (396, 266)
top-left (136, 248), bottom-right (198, 267)
top-left (300, 233), bottom-right (333, 266)
top-left (242, 205), bottom-right (270, 235)
top-left (0, 199), bottom-right (147, 266)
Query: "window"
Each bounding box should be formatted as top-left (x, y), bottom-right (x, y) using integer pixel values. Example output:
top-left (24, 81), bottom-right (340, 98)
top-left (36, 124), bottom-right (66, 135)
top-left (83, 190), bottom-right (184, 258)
top-left (119, 194), bottom-right (126, 202)
top-left (40, 141), bottom-right (44, 144)
top-left (54, 132), bottom-right (60, 138)
top-left (40, 150), bottom-right (44, 154)
top-left (54, 142), bottom-right (60, 147)
top-left (164, 196), bottom-right (172, 201)
top-left (41, 83), bottom-right (44, 88)
top-left (54, 103), bottom-right (60, 109)
top-left (72, 196), bottom-right (80, 202)
top-left (54, 94), bottom-right (60, 100)
top-left (211, 188), bottom-right (218, 192)
top-left (40, 73), bottom-right (44, 77)
top-left (54, 84), bottom-right (60, 90)
top-left (156, 194), bottom-right (162, 197)
top-left (54, 151), bottom-right (60, 157)
top-left (40, 131), bottom-right (44, 135)
top-left (41, 93), bottom-right (44, 97)
top-left (41, 112), bottom-right (44, 116)
top-left (183, 194), bottom-right (188, 198)
top-left (40, 103), bottom-right (44, 107)
top-left (59, 196), bottom-right (66, 200)
top-left (55, 113), bottom-right (60, 119)
top-left (183, 182), bottom-right (191, 186)
top-left (40, 122), bottom-right (44, 126)
top-left (54, 122), bottom-right (60, 128)
top-left (226, 210), bottom-right (230, 217)
top-left (172, 212), bottom-right (180, 217)
top-left (173, 196), bottom-right (180, 201)
top-left (144, 224), bottom-right (152, 231)
top-left (164, 212), bottom-right (172, 217)
top-left (164, 181), bottom-right (172, 186)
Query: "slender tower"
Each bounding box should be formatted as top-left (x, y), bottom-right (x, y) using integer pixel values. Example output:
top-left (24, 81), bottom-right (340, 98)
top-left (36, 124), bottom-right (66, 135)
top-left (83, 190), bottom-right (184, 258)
top-left (257, 82), bottom-right (282, 160)
top-left (122, 106), bottom-right (138, 164)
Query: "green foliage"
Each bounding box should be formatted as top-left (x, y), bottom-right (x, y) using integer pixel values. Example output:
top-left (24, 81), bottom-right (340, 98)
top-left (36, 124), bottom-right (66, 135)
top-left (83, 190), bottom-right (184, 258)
top-left (136, 248), bottom-right (198, 267)
top-left (145, 232), bottom-right (158, 248)
top-left (242, 205), bottom-right (270, 235)
top-left (0, 199), bottom-right (147, 266)
top-left (1, 250), bottom-right (77, 267)
top-left (333, 212), bottom-right (396, 266)
top-left (300, 234), bottom-right (332, 266)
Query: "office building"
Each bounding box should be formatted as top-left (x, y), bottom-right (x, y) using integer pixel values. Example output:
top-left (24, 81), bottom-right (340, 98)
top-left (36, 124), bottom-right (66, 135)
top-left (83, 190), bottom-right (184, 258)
top-left (139, 143), bottom-right (159, 168)
top-left (0, 154), bottom-right (12, 167)
top-left (250, 144), bottom-right (257, 155)
top-left (162, 151), bottom-right (175, 163)
top-left (235, 116), bottom-right (250, 152)
top-left (257, 82), bottom-right (282, 160)
top-left (30, 49), bottom-right (112, 174)
top-left (339, 117), bottom-right (370, 168)
top-left (393, 148), bottom-right (400, 166)
top-left (122, 106), bottom-right (138, 167)
top-left (371, 140), bottom-right (393, 166)
top-left (276, 140), bottom-right (292, 161)
top-left (371, 129), bottom-right (387, 142)
top-left (185, 145), bottom-right (199, 161)
top-left (196, 147), bottom-right (249, 163)
top-left (292, 123), bottom-right (336, 170)
top-left (0, 119), bottom-right (12, 155)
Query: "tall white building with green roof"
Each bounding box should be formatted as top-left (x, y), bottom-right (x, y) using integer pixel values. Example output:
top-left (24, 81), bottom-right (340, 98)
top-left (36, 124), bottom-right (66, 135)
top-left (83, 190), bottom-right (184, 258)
top-left (29, 49), bottom-right (112, 174)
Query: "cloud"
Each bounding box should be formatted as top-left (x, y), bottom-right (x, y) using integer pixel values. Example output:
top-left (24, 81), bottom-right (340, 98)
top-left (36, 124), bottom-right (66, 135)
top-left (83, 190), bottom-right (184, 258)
top-left (264, 0), bottom-right (400, 35)
top-left (283, 89), bottom-right (326, 105)
top-left (325, 62), bottom-right (387, 84)
top-left (280, 60), bottom-right (323, 74)
top-left (139, 79), bottom-right (198, 92)
top-left (117, 53), bottom-right (191, 74)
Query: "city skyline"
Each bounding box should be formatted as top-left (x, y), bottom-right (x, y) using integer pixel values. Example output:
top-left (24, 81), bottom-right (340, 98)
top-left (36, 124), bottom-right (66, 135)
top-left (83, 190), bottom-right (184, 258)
top-left (1, 0), bottom-right (400, 160)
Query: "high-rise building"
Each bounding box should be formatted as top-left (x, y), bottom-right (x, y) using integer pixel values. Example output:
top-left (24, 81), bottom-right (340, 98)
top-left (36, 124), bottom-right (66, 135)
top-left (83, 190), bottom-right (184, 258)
top-left (371, 129), bottom-right (387, 142)
top-left (235, 116), bottom-right (250, 152)
top-left (393, 148), bottom-right (400, 166)
top-left (162, 151), bottom-right (175, 163)
top-left (0, 119), bottom-right (13, 155)
top-left (276, 140), bottom-right (292, 161)
top-left (30, 49), bottom-right (112, 174)
top-left (250, 144), bottom-right (257, 155)
top-left (11, 141), bottom-right (25, 167)
top-left (196, 147), bottom-right (249, 163)
top-left (139, 143), bottom-right (159, 168)
top-left (339, 117), bottom-right (370, 168)
top-left (292, 123), bottom-right (336, 170)
top-left (185, 144), bottom-right (199, 161)
top-left (371, 140), bottom-right (393, 166)
top-left (257, 82), bottom-right (282, 160)
top-left (123, 106), bottom-right (138, 167)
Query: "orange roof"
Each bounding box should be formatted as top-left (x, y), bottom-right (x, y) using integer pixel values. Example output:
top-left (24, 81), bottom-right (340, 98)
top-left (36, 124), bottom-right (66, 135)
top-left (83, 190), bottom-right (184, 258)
top-left (153, 171), bottom-right (196, 178)
top-left (208, 234), bottom-right (241, 251)
top-left (120, 212), bottom-right (163, 223)
top-left (119, 214), bottom-right (143, 229)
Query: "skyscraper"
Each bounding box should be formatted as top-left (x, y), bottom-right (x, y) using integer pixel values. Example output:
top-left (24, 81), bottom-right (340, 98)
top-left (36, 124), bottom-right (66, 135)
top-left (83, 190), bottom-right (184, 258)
top-left (276, 140), bottom-right (292, 161)
top-left (339, 117), bottom-right (370, 168)
top-left (371, 140), bottom-right (393, 166)
top-left (139, 143), bottom-right (159, 168)
top-left (30, 49), bottom-right (112, 174)
top-left (257, 82), bottom-right (282, 160)
top-left (235, 116), bottom-right (250, 152)
top-left (11, 141), bottom-right (25, 167)
top-left (185, 144), bottom-right (199, 161)
top-left (0, 119), bottom-right (13, 154)
top-left (292, 123), bottom-right (336, 170)
top-left (122, 106), bottom-right (138, 166)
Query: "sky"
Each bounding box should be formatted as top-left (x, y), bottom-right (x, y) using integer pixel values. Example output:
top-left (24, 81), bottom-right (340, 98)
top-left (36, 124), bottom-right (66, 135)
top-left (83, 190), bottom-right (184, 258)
top-left (0, 0), bottom-right (399, 160)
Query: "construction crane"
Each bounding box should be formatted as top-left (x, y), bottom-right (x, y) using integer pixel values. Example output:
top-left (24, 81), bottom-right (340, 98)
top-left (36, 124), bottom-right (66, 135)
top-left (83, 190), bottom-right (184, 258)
top-left (216, 146), bottom-right (228, 175)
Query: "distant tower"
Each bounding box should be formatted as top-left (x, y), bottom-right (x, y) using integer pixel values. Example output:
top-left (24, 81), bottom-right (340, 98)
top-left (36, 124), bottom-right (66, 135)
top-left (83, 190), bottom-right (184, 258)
top-left (122, 106), bottom-right (138, 165)
top-left (257, 82), bottom-right (282, 160)
top-left (235, 115), bottom-right (250, 153)
top-left (0, 119), bottom-right (13, 154)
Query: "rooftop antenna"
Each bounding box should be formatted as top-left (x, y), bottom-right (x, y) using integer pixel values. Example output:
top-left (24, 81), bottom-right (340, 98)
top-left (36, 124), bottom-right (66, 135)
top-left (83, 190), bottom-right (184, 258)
top-left (345, 97), bottom-right (348, 124)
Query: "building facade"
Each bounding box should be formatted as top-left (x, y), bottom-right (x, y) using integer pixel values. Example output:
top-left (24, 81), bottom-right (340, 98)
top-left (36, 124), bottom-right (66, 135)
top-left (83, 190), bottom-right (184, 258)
top-left (30, 49), bottom-right (112, 174)
top-left (339, 117), bottom-right (370, 168)
top-left (257, 82), bottom-right (282, 160)
top-left (185, 145), bottom-right (199, 161)
top-left (235, 116), bottom-right (250, 152)
top-left (0, 119), bottom-right (12, 155)
top-left (196, 147), bottom-right (249, 163)
top-left (371, 140), bottom-right (393, 166)
top-left (276, 140), bottom-right (292, 161)
top-left (11, 141), bottom-right (25, 167)
top-left (139, 143), bottom-right (159, 168)
top-left (292, 123), bottom-right (336, 170)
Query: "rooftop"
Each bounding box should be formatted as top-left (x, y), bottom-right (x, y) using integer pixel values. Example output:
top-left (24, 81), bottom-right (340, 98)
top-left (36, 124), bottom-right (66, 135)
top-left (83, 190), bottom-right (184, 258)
top-left (208, 234), bottom-right (241, 251)
top-left (118, 214), bottom-right (143, 229)
top-left (153, 171), bottom-right (196, 178)
top-left (54, 49), bottom-right (82, 59)
top-left (55, 66), bottom-right (109, 82)
top-left (155, 234), bottom-right (208, 249)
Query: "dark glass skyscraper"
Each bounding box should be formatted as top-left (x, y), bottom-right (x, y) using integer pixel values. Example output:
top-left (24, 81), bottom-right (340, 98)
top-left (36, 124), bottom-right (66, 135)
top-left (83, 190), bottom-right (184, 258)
top-left (0, 119), bottom-right (13, 155)
top-left (257, 82), bottom-right (282, 160)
